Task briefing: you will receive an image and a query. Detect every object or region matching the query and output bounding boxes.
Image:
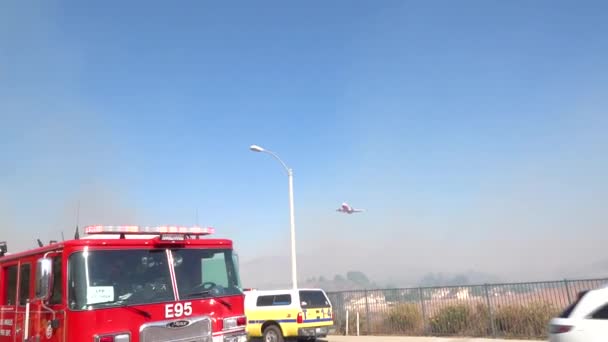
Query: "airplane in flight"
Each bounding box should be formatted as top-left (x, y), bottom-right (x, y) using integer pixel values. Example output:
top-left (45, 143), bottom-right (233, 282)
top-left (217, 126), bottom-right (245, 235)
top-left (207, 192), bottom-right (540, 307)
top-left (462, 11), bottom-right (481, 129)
top-left (336, 202), bottom-right (365, 214)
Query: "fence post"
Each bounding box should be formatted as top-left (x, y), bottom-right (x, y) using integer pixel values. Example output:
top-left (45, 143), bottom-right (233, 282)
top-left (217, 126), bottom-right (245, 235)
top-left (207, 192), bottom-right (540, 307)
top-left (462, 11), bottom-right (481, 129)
top-left (564, 279), bottom-right (572, 304)
top-left (364, 289), bottom-right (371, 335)
top-left (418, 287), bottom-right (428, 335)
top-left (345, 309), bottom-right (349, 336)
top-left (484, 284), bottom-right (497, 338)
top-left (337, 293), bottom-right (345, 334)
top-left (356, 311), bottom-right (360, 336)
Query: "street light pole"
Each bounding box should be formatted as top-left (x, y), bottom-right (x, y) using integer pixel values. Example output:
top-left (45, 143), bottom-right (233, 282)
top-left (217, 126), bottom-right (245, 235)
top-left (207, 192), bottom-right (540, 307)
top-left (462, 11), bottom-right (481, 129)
top-left (287, 168), bottom-right (297, 289)
top-left (250, 145), bottom-right (298, 289)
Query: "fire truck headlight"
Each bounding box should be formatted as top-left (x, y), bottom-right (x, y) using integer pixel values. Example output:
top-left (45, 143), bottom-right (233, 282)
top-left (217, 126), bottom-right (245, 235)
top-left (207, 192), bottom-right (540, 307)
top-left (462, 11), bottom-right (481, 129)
top-left (94, 333), bottom-right (130, 342)
top-left (222, 316), bottom-right (246, 331)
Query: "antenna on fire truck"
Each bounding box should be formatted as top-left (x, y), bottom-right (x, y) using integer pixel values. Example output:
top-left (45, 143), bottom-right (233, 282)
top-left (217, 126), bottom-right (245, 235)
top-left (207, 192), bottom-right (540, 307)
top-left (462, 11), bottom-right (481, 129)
top-left (74, 201), bottom-right (81, 240)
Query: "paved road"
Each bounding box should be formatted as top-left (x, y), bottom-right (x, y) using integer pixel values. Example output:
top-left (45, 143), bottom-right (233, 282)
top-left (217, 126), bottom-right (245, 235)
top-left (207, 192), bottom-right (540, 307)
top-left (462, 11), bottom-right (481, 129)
top-left (323, 336), bottom-right (537, 342)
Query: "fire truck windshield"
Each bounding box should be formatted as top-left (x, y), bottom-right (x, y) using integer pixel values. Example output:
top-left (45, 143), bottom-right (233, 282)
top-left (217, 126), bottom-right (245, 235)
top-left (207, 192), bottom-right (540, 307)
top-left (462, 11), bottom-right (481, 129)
top-left (68, 248), bottom-right (242, 310)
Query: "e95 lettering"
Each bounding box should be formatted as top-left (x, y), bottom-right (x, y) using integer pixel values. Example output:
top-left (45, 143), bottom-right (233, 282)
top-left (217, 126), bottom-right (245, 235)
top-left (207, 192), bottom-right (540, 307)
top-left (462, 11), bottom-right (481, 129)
top-left (165, 302), bottom-right (193, 318)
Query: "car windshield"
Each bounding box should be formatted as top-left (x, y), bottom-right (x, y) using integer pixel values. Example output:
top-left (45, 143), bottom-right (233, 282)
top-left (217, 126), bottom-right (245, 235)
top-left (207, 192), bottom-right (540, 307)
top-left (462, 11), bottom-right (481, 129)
top-left (68, 248), bottom-right (241, 310)
top-left (558, 290), bottom-right (590, 318)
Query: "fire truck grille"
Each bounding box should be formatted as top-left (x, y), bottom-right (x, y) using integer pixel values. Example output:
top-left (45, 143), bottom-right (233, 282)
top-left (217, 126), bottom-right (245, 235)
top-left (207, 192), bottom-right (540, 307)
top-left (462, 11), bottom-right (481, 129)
top-left (139, 316), bottom-right (212, 342)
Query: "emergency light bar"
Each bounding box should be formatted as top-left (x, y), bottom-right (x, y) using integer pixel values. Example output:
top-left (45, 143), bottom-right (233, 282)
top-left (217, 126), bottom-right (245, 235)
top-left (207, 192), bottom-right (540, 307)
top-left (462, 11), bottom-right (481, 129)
top-left (84, 225), bottom-right (215, 236)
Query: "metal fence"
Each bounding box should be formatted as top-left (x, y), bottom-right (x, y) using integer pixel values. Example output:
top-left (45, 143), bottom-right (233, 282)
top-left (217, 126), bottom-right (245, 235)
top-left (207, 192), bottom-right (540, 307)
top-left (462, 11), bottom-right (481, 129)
top-left (327, 278), bottom-right (608, 340)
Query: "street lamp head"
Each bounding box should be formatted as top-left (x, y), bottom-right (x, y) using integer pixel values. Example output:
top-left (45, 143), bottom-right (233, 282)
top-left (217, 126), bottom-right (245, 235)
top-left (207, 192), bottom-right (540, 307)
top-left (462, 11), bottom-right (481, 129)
top-left (249, 145), bottom-right (265, 152)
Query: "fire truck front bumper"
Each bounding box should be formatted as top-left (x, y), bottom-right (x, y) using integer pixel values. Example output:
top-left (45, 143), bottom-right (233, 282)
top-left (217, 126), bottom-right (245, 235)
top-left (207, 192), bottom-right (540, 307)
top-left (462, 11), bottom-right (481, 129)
top-left (212, 331), bottom-right (248, 342)
top-left (140, 315), bottom-right (247, 342)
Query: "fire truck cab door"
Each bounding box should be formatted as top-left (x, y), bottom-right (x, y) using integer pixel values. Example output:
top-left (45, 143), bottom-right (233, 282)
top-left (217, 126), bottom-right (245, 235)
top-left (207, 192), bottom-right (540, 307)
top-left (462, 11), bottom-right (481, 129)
top-left (0, 263), bottom-right (18, 342)
top-left (35, 255), bottom-right (65, 342)
top-left (0, 262), bottom-right (30, 342)
top-left (3, 257), bottom-right (65, 342)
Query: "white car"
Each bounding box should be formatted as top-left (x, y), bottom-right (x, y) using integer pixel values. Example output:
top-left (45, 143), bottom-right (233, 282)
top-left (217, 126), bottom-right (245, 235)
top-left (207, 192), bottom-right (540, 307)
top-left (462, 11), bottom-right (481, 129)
top-left (548, 284), bottom-right (608, 341)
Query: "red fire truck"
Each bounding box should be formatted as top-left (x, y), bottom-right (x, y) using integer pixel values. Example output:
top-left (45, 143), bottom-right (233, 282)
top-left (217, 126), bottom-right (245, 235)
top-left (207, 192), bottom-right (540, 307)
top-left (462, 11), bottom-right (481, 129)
top-left (0, 225), bottom-right (247, 342)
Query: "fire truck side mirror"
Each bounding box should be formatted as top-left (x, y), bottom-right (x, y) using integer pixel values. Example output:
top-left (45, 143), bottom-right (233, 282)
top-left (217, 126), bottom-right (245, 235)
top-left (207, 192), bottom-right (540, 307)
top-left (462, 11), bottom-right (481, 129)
top-left (35, 257), bottom-right (53, 301)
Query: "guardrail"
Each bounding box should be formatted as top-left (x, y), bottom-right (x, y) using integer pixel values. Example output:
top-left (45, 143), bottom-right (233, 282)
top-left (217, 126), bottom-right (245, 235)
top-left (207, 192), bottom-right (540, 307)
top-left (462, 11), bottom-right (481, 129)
top-left (327, 278), bottom-right (607, 339)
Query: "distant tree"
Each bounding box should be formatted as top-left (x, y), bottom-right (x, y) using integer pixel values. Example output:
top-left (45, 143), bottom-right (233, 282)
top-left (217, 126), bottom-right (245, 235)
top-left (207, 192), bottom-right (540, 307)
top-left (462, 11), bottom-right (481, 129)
top-left (346, 271), bottom-right (370, 286)
top-left (419, 273), bottom-right (442, 287)
top-left (385, 283), bottom-right (398, 289)
top-left (419, 273), bottom-right (476, 287)
top-left (305, 277), bottom-right (316, 283)
top-left (449, 275), bottom-right (469, 286)
top-left (333, 274), bottom-right (346, 282)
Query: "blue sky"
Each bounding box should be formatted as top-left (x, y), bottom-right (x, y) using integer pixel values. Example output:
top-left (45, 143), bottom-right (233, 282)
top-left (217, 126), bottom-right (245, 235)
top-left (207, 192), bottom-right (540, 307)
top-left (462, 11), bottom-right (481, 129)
top-left (1, 1), bottom-right (607, 285)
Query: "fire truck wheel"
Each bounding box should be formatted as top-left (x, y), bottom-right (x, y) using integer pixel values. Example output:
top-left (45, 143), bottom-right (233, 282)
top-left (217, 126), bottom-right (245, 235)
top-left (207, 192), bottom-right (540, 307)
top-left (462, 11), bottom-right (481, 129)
top-left (262, 324), bottom-right (284, 342)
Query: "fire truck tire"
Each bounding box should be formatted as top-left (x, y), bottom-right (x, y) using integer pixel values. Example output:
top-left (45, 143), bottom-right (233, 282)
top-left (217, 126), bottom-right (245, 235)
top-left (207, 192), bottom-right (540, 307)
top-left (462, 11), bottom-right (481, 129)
top-left (262, 324), bottom-right (284, 342)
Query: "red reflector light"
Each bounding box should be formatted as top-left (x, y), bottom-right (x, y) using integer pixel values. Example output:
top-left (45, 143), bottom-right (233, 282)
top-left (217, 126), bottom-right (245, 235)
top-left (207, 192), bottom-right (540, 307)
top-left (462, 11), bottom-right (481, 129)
top-left (550, 324), bottom-right (573, 334)
top-left (98, 336), bottom-right (114, 342)
top-left (237, 316), bottom-right (247, 326)
top-left (297, 312), bottom-right (303, 324)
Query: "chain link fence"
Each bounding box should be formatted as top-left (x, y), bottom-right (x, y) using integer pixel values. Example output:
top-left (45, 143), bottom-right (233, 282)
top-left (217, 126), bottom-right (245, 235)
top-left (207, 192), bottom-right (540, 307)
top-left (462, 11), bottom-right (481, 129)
top-left (327, 278), bottom-right (607, 339)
